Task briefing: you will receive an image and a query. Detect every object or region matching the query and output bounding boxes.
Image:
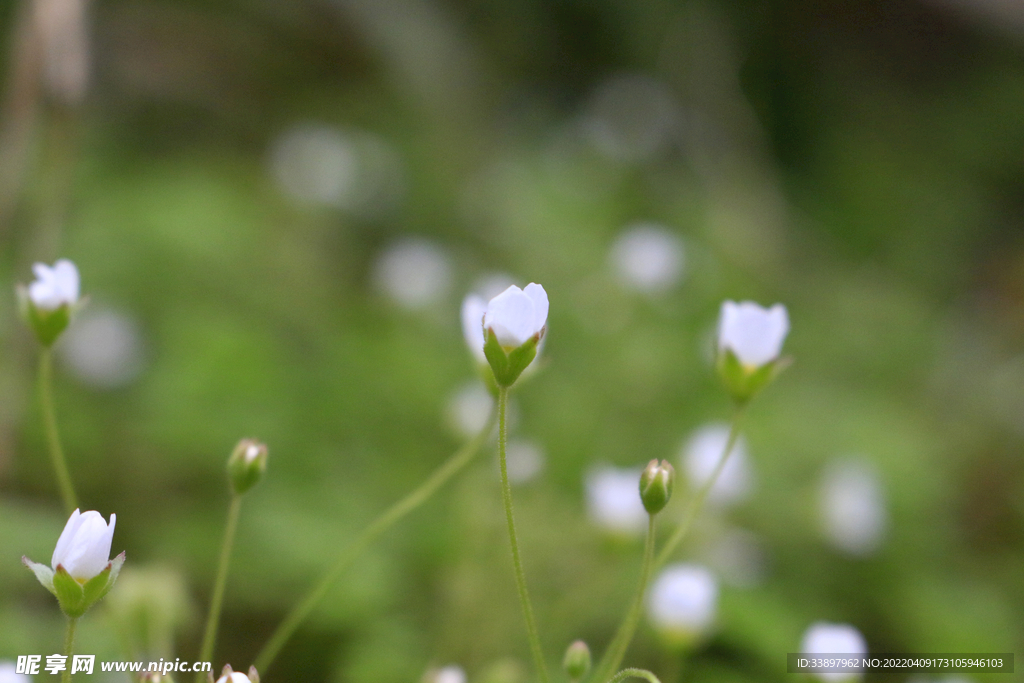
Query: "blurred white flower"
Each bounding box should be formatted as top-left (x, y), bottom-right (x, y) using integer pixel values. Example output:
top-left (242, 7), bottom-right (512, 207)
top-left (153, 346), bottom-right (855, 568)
top-left (647, 564), bottom-right (718, 643)
top-left (819, 459), bottom-right (887, 556)
top-left (373, 238), bottom-right (453, 310)
top-left (0, 661), bottom-right (30, 682)
top-left (505, 439), bottom-right (545, 485)
top-left (704, 528), bottom-right (767, 588)
top-left (800, 622), bottom-right (866, 682)
top-left (52, 509), bottom-right (116, 582)
top-left (269, 124), bottom-right (403, 216)
top-left (609, 224), bottom-right (685, 294)
top-left (484, 283), bottom-right (548, 349)
top-left (582, 73), bottom-right (681, 163)
top-left (430, 665), bottom-right (466, 683)
top-left (717, 300), bottom-right (789, 369)
top-left (60, 306), bottom-right (144, 388)
top-left (29, 259), bottom-right (79, 311)
top-left (585, 466), bottom-right (646, 535)
top-left (680, 422), bottom-right (753, 507)
top-left (460, 294), bottom-right (488, 363)
top-left (446, 382), bottom-right (495, 439)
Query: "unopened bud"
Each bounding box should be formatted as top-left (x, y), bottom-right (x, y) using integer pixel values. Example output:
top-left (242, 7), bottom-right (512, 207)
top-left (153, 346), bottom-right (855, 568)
top-left (640, 459), bottom-right (675, 515)
top-left (227, 439), bottom-right (268, 495)
top-left (562, 640), bottom-right (591, 680)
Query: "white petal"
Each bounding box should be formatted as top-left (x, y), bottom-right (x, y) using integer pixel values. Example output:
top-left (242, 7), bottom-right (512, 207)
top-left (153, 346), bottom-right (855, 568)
top-left (718, 300), bottom-right (789, 367)
top-left (52, 509), bottom-right (83, 569)
top-left (460, 295), bottom-right (487, 363)
top-left (523, 283), bottom-right (549, 333)
top-left (484, 285), bottom-right (536, 347)
top-left (52, 259), bottom-right (80, 303)
top-left (59, 511), bottom-right (113, 581)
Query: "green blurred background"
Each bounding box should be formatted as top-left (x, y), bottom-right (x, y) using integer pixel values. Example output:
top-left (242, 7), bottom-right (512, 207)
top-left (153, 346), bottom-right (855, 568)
top-left (1, 0), bottom-right (1023, 680)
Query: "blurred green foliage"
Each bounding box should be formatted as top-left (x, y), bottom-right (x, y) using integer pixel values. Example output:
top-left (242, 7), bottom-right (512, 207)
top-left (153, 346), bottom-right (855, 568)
top-left (1, 0), bottom-right (1023, 681)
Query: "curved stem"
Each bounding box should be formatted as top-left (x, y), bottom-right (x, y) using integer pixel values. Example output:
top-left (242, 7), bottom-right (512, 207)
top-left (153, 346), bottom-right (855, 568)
top-left (62, 616), bottom-right (77, 683)
top-left (497, 385), bottom-right (550, 683)
top-left (253, 410), bottom-right (497, 674)
top-left (590, 515), bottom-right (657, 683)
top-left (655, 406), bottom-right (746, 568)
top-left (39, 349), bottom-right (77, 514)
top-left (197, 494), bottom-right (243, 682)
top-left (607, 668), bottom-right (662, 683)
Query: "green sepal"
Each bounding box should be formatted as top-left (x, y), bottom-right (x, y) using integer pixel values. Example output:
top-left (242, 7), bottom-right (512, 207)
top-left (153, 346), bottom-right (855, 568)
top-left (17, 285), bottom-right (73, 347)
top-left (22, 556), bottom-right (57, 597)
top-left (83, 551), bottom-right (125, 606)
top-left (715, 348), bottom-right (789, 404)
top-left (53, 565), bottom-right (87, 617)
top-left (483, 328), bottom-right (539, 388)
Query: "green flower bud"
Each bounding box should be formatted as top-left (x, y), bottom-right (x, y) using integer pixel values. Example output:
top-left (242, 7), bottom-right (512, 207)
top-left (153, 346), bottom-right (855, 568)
top-left (639, 459), bottom-right (675, 515)
top-left (227, 439), bottom-right (268, 496)
top-left (562, 640), bottom-right (591, 681)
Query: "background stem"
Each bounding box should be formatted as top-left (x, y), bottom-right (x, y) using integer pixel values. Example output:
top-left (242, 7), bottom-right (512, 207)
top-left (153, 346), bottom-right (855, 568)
top-left (39, 348), bottom-right (77, 514)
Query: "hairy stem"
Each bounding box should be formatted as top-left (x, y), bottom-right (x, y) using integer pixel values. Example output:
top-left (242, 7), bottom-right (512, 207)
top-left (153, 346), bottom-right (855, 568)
top-left (498, 385), bottom-right (550, 683)
top-left (197, 494), bottom-right (243, 681)
top-left (62, 617), bottom-right (77, 683)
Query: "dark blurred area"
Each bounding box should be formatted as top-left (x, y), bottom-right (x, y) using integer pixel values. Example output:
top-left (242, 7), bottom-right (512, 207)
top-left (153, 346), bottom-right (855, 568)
top-left (1, 0), bottom-right (1023, 681)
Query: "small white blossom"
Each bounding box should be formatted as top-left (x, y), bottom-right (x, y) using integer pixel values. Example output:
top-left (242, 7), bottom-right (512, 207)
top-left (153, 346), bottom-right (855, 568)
top-left (432, 665), bottom-right (466, 683)
top-left (484, 283), bottom-right (549, 349)
top-left (819, 459), bottom-right (887, 556)
top-left (609, 223), bottom-right (685, 294)
top-left (0, 661), bottom-right (31, 683)
top-left (680, 423), bottom-right (753, 507)
top-left (373, 238), bottom-right (452, 310)
top-left (216, 673), bottom-right (252, 683)
top-left (585, 466), bottom-right (647, 535)
top-left (52, 509), bottom-right (116, 582)
top-left (460, 294), bottom-right (488, 363)
top-left (800, 622), bottom-right (867, 682)
top-left (647, 564), bottom-right (718, 638)
top-left (717, 300), bottom-right (789, 369)
top-left (29, 259), bottom-right (79, 311)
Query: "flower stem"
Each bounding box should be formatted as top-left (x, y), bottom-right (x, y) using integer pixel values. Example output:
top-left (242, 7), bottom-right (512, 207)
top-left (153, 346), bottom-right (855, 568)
top-left (607, 668), bottom-right (662, 683)
top-left (197, 494), bottom-right (243, 682)
top-left (39, 348), bottom-right (77, 514)
top-left (589, 515), bottom-right (657, 683)
top-left (253, 410), bottom-right (497, 675)
top-left (62, 616), bottom-right (77, 683)
top-left (497, 386), bottom-right (550, 683)
top-left (655, 406), bottom-right (746, 569)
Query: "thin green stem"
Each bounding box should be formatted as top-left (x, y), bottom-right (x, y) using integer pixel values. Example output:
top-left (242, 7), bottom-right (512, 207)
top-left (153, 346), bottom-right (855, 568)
top-left (655, 406), bottom-right (746, 569)
top-left (607, 668), bottom-right (662, 683)
top-left (39, 349), bottom-right (77, 514)
top-left (497, 385), bottom-right (550, 683)
top-left (197, 494), bottom-right (243, 682)
top-left (590, 515), bottom-right (657, 683)
top-left (62, 616), bottom-right (77, 683)
top-left (253, 410), bottom-right (497, 675)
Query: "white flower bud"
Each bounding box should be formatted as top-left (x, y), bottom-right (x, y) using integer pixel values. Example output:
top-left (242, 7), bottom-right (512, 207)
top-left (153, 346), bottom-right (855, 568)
top-left (717, 300), bottom-right (789, 369)
top-left (647, 564), bottom-right (718, 646)
top-left (29, 259), bottom-right (80, 311)
top-left (800, 622), bottom-right (867, 682)
top-left (215, 665), bottom-right (259, 683)
top-left (484, 284), bottom-right (548, 349)
top-left (52, 509), bottom-right (115, 582)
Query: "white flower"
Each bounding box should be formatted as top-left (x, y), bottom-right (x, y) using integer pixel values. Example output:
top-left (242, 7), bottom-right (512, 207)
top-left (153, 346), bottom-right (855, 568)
top-left (0, 661), bottom-right (30, 683)
top-left (216, 674), bottom-right (252, 683)
top-left (819, 459), bottom-right (886, 556)
top-left (52, 509), bottom-right (116, 582)
top-left (484, 283), bottom-right (548, 349)
top-left (432, 665), bottom-right (466, 683)
top-left (717, 300), bottom-right (789, 368)
top-left (800, 622), bottom-right (867, 682)
top-left (681, 423), bottom-right (753, 507)
top-left (609, 223), bottom-right (684, 294)
top-left (460, 294), bottom-right (488, 363)
top-left (585, 466), bottom-right (647, 535)
top-left (28, 259), bottom-right (79, 311)
top-left (647, 564), bottom-right (718, 638)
